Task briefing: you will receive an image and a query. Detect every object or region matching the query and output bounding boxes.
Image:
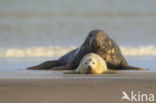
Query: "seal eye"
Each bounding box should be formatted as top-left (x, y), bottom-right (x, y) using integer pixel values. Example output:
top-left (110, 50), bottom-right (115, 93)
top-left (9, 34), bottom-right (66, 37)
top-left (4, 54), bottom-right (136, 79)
top-left (85, 62), bottom-right (88, 65)
top-left (92, 62), bottom-right (95, 64)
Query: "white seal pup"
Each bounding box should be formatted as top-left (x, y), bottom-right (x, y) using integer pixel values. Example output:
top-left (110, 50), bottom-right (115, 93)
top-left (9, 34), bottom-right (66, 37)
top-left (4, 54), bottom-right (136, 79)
top-left (64, 53), bottom-right (118, 74)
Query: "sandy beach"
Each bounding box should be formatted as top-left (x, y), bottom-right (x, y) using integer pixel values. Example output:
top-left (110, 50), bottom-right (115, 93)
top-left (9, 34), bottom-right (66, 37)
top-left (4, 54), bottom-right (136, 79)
top-left (0, 0), bottom-right (156, 103)
top-left (0, 72), bottom-right (156, 103)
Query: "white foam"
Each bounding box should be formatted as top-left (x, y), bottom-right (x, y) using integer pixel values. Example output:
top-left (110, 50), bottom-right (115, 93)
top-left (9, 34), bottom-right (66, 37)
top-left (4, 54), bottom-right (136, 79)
top-left (0, 46), bottom-right (75, 58)
top-left (0, 45), bottom-right (156, 58)
top-left (121, 45), bottom-right (156, 56)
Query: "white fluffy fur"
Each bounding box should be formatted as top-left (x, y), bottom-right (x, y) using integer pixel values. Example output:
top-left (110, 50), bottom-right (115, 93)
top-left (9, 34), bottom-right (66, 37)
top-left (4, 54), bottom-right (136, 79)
top-left (75, 53), bottom-right (108, 74)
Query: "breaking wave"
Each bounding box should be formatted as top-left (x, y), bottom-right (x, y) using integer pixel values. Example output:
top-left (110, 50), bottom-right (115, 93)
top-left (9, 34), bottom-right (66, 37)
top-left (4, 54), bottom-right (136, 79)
top-left (0, 45), bottom-right (156, 58)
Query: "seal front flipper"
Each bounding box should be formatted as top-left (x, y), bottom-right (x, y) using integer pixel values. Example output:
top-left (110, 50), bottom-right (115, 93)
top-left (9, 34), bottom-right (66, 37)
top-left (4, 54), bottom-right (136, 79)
top-left (27, 60), bottom-right (60, 70)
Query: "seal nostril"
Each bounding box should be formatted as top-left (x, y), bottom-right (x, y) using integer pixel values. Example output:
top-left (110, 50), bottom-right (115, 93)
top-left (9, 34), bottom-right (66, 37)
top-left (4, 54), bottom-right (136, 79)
top-left (87, 65), bottom-right (92, 70)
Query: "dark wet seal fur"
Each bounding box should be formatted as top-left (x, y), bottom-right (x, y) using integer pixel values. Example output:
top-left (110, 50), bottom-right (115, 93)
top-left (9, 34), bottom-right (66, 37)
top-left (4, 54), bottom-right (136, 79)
top-left (27, 29), bottom-right (145, 70)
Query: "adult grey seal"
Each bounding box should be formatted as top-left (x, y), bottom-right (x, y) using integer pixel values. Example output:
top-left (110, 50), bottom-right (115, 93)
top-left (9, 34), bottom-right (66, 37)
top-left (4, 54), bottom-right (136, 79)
top-left (27, 29), bottom-right (144, 70)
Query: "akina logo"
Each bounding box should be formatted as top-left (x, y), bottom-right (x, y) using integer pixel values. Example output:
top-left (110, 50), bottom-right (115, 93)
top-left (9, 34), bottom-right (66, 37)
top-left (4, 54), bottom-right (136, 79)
top-left (121, 90), bottom-right (154, 102)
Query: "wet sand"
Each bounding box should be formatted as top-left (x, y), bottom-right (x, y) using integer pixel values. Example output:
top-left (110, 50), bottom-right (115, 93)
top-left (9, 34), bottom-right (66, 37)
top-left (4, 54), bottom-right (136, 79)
top-left (0, 72), bottom-right (156, 103)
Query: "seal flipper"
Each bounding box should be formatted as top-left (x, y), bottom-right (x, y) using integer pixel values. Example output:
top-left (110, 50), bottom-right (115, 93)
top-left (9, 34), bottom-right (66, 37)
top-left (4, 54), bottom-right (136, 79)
top-left (51, 63), bottom-right (74, 70)
top-left (115, 58), bottom-right (147, 70)
top-left (118, 65), bottom-right (146, 70)
top-left (27, 60), bottom-right (61, 70)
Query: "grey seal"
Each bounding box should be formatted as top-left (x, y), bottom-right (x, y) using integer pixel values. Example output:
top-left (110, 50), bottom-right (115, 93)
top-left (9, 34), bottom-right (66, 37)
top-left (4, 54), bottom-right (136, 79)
top-left (27, 29), bottom-right (144, 70)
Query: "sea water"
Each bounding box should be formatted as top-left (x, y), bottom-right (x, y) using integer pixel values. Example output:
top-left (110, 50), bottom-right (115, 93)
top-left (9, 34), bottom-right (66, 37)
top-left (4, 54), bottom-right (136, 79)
top-left (0, 0), bottom-right (156, 76)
